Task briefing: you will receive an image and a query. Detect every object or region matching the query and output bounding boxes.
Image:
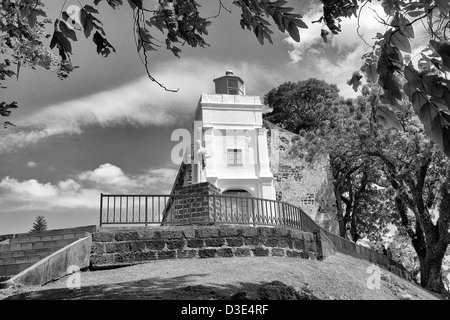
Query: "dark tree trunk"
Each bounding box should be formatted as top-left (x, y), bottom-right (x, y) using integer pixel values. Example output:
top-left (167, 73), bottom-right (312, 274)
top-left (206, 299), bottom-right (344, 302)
top-left (334, 190), bottom-right (346, 238)
top-left (421, 246), bottom-right (447, 294)
top-left (409, 221), bottom-right (448, 295)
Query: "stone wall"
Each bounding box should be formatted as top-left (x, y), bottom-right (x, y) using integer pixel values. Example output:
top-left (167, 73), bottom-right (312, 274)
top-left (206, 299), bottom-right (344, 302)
top-left (264, 120), bottom-right (339, 234)
top-left (163, 182), bottom-right (221, 224)
top-left (89, 225), bottom-right (319, 269)
top-left (0, 235), bottom-right (13, 243)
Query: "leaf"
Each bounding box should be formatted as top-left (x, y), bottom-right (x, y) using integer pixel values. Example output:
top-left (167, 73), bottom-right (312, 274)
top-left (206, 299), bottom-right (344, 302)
top-left (84, 5), bottom-right (99, 14)
top-left (254, 24), bottom-right (264, 45)
top-left (128, 0), bottom-right (143, 9)
top-left (57, 32), bottom-right (72, 55)
top-left (288, 22), bottom-right (300, 42)
top-left (50, 32), bottom-right (58, 49)
top-left (80, 10), bottom-right (94, 38)
top-left (380, 91), bottom-right (403, 112)
top-left (404, 64), bottom-right (420, 88)
top-left (422, 75), bottom-right (444, 98)
top-left (429, 40), bottom-right (440, 53)
top-left (403, 82), bottom-right (416, 99)
top-left (92, 31), bottom-right (116, 57)
top-left (412, 91), bottom-right (428, 115)
top-left (391, 14), bottom-right (414, 39)
top-left (406, 10), bottom-right (425, 17)
top-left (62, 11), bottom-right (70, 22)
top-left (377, 105), bottom-right (402, 130)
top-left (430, 113), bottom-right (446, 153)
top-left (347, 72), bottom-right (362, 92)
top-left (59, 21), bottom-right (78, 42)
top-left (442, 87), bottom-right (450, 107)
top-left (390, 32), bottom-right (411, 53)
top-left (365, 63), bottom-right (378, 83)
top-left (381, 73), bottom-right (402, 100)
top-left (437, 42), bottom-right (450, 70)
top-left (419, 102), bottom-right (438, 135)
top-left (28, 12), bottom-right (37, 28)
top-left (440, 126), bottom-right (450, 157)
top-left (292, 19), bottom-right (308, 29)
top-left (272, 11), bottom-right (285, 32)
top-left (440, 111), bottom-right (450, 125)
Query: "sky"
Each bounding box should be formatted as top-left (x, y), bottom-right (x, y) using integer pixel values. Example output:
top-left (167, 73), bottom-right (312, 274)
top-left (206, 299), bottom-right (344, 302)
top-left (0, 0), bottom-right (430, 235)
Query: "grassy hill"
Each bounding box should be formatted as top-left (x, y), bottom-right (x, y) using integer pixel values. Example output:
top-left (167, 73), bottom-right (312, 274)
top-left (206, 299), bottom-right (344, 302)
top-left (0, 253), bottom-right (440, 300)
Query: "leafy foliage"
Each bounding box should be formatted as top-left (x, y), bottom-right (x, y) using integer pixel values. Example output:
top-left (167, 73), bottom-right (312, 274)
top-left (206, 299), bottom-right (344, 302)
top-left (264, 79), bottom-right (450, 294)
top-left (354, 1), bottom-right (450, 157)
top-left (1, 0), bottom-right (63, 125)
top-left (264, 78), bottom-right (340, 133)
top-left (2, 0), bottom-right (450, 155)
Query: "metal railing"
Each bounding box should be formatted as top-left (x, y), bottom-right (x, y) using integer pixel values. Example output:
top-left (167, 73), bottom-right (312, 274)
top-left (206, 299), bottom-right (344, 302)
top-left (99, 193), bottom-right (318, 231)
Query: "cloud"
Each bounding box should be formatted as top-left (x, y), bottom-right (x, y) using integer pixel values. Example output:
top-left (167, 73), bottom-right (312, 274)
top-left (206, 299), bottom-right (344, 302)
top-left (0, 164), bottom-right (177, 211)
top-left (0, 177), bottom-right (58, 198)
top-left (284, 3), bottom-right (429, 97)
top-left (285, 3), bottom-right (388, 62)
top-left (0, 59), bottom-right (282, 153)
top-left (26, 161), bottom-right (37, 168)
top-left (78, 163), bottom-right (134, 187)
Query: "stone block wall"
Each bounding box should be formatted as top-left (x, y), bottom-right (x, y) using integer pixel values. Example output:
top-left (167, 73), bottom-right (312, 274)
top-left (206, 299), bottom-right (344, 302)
top-left (163, 182), bottom-right (221, 224)
top-left (89, 226), bottom-right (319, 269)
top-left (264, 120), bottom-right (339, 234)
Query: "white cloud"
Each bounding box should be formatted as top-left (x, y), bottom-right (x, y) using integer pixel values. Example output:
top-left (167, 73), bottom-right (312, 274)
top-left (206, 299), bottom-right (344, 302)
top-left (26, 161), bottom-right (37, 168)
top-left (78, 163), bottom-right (134, 187)
top-left (0, 177), bottom-right (58, 198)
top-left (0, 163), bottom-right (177, 211)
top-left (284, 3), bottom-right (430, 97)
top-left (0, 59), bottom-right (281, 153)
top-left (285, 3), bottom-right (388, 62)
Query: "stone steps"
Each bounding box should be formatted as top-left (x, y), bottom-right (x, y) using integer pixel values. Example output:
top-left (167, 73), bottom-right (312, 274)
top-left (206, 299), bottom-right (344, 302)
top-left (0, 247), bottom-right (58, 259)
top-left (0, 238), bottom-right (79, 253)
top-left (0, 262), bottom-right (35, 277)
top-left (0, 255), bottom-right (44, 265)
top-left (0, 225), bottom-right (96, 278)
top-left (8, 232), bottom-right (89, 244)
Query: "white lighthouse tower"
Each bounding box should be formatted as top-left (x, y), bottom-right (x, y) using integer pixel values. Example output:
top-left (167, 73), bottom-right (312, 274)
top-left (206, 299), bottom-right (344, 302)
top-left (191, 71), bottom-right (276, 200)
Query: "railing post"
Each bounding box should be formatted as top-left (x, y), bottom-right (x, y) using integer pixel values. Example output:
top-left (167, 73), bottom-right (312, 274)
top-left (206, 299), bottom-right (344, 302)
top-left (213, 195), bottom-right (216, 225)
top-left (145, 196), bottom-right (148, 227)
top-left (252, 198), bottom-right (256, 226)
top-left (99, 193), bottom-right (103, 227)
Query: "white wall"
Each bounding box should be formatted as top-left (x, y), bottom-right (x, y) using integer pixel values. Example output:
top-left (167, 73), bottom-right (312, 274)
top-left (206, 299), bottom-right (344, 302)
top-left (193, 94), bottom-right (276, 200)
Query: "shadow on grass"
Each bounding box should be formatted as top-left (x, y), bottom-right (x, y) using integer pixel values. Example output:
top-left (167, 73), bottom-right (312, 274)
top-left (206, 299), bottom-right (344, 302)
top-left (5, 273), bottom-right (304, 300)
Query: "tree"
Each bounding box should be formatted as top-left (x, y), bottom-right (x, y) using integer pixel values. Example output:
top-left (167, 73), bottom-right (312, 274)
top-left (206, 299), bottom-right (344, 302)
top-left (358, 99), bottom-right (450, 295)
top-left (30, 215), bottom-right (48, 233)
top-left (264, 79), bottom-right (340, 133)
top-left (265, 79), bottom-right (450, 295)
top-left (266, 81), bottom-right (394, 241)
top-left (1, 1), bottom-right (450, 157)
top-left (1, 0), bottom-right (64, 127)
